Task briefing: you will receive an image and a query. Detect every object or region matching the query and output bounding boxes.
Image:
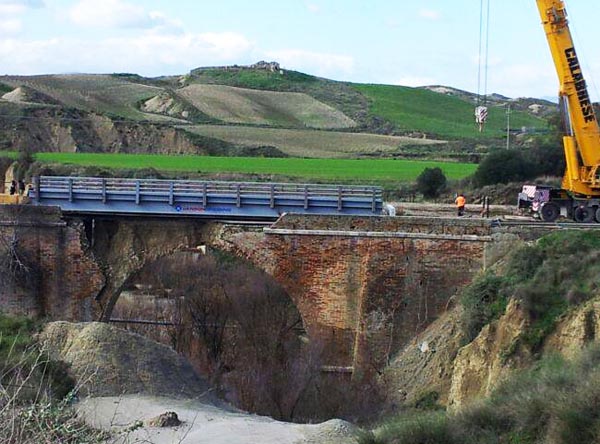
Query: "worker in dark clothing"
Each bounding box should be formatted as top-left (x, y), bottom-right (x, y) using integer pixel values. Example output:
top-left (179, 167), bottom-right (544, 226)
top-left (455, 193), bottom-right (466, 216)
top-left (18, 180), bottom-right (25, 195)
top-left (9, 180), bottom-right (16, 195)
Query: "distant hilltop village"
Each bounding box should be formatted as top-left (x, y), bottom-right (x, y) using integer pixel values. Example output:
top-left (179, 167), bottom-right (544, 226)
top-left (191, 61), bottom-right (283, 75)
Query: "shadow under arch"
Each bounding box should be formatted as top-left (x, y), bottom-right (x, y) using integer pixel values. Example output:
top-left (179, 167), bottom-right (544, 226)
top-left (111, 248), bottom-right (323, 421)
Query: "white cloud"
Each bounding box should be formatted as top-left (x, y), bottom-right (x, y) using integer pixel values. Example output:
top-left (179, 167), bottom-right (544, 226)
top-left (305, 2), bottom-right (320, 14)
top-left (490, 63), bottom-right (556, 98)
top-left (264, 49), bottom-right (354, 78)
top-left (0, 0), bottom-right (43, 8)
top-left (419, 9), bottom-right (441, 21)
top-left (0, 0), bottom-right (43, 17)
top-left (0, 31), bottom-right (255, 75)
top-left (147, 11), bottom-right (184, 34)
top-left (68, 0), bottom-right (172, 30)
top-left (0, 4), bottom-right (24, 15)
top-left (0, 0), bottom-right (41, 35)
top-left (0, 18), bottom-right (20, 33)
top-left (392, 76), bottom-right (437, 87)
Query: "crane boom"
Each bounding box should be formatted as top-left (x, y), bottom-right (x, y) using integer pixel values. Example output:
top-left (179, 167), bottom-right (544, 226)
top-left (519, 1), bottom-right (600, 222)
top-left (537, 0), bottom-right (600, 196)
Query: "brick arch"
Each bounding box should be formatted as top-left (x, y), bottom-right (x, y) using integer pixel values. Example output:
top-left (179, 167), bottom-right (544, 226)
top-left (0, 208), bottom-right (490, 376)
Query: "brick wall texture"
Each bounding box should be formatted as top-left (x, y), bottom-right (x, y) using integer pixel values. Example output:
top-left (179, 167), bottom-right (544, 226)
top-left (211, 216), bottom-right (489, 373)
top-left (0, 205), bottom-right (104, 320)
top-left (0, 208), bottom-right (489, 374)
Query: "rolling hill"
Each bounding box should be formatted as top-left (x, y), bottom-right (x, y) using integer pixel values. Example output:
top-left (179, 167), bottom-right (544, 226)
top-left (176, 84), bottom-right (356, 129)
top-left (0, 63), bottom-right (553, 164)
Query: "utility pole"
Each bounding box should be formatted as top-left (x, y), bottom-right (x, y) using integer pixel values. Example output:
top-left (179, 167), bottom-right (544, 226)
top-left (506, 104), bottom-right (511, 149)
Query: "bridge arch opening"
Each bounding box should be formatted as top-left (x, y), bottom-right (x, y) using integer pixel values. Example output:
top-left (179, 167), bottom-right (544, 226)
top-left (110, 249), bottom-right (330, 421)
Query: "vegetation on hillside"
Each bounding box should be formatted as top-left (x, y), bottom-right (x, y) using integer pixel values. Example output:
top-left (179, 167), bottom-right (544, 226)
top-left (177, 84), bottom-right (356, 129)
top-left (415, 167), bottom-right (447, 199)
top-left (0, 82), bottom-right (12, 94)
top-left (0, 74), bottom-right (168, 121)
top-left (0, 68), bottom-right (557, 166)
top-left (462, 230), bottom-right (600, 347)
top-left (473, 121), bottom-right (564, 187)
top-left (360, 345), bottom-right (600, 444)
top-left (355, 84), bottom-right (546, 140)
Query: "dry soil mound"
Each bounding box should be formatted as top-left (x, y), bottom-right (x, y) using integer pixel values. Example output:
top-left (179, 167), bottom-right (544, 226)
top-left (1, 85), bottom-right (59, 105)
top-left (39, 321), bottom-right (212, 398)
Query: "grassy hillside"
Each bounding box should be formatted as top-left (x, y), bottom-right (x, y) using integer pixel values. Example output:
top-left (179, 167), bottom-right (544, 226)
top-left (177, 84), bottom-right (355, 129)
top-left (18, 152), bottom-right (476, 183)
top-left (0, 67), bottom-right (555, 162)
top-left (355, 84), bottom-right (547, 139)
top-left (184, 124), bottom-right (444, 159)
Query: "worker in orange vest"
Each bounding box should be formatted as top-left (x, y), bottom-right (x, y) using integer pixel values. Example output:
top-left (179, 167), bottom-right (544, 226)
top-left (455, 194), bottom-right (466, 217)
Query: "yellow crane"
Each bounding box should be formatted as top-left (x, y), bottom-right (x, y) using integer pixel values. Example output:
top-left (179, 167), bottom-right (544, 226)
top-left (518, 0), bottom-right (600, 222)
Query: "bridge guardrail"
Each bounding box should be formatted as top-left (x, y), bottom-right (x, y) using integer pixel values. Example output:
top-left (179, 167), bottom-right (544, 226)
top-left (31, 176), bottom-right (383, 219)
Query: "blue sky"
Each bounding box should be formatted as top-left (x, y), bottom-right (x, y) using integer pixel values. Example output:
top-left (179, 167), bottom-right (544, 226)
top-left (0, 0), bottom-right (599, 100)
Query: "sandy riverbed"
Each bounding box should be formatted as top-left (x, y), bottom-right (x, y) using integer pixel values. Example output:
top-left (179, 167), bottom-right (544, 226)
top-left (77, 395), bottom-right (358, 444)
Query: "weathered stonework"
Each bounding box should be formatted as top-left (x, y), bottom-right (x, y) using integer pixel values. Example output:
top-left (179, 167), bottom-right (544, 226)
top-left (0, 208), bottom-right (490, 374)
top-left (206, 216), bottom-right (489, 373)
top-left (0, 205), bottom-right (104, 319)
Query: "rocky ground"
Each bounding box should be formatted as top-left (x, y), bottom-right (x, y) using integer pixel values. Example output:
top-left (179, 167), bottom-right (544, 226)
top-left (39, 322), bottom-right (357, 444)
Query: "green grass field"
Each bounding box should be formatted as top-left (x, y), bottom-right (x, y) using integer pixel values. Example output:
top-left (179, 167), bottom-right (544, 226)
top-left (355, 84), bottom-right (546, 139)
top-left (26, 152), bottom-right (476, 183)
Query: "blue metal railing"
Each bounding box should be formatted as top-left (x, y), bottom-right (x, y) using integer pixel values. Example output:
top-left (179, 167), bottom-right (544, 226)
top-left (30, 176), bottom-right (383, 219)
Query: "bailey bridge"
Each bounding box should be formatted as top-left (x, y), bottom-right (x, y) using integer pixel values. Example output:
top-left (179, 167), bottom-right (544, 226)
top-left (29, 176), bottom-right (383, 220)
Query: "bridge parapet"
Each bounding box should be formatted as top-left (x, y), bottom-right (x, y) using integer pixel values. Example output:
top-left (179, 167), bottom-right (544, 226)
top-left (272, 214), bottom-right (493, 238)
top-left (31, 176), bottom-right (383, 219)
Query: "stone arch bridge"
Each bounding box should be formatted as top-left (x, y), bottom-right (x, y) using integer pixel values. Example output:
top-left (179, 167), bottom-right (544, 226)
top-left (0, 205), bottom-right (512, 374)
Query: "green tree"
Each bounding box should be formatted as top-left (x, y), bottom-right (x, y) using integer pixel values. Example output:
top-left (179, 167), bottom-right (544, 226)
top-left (474, 149), bottom-right (536, 187)
top-left (416, 167), bottom-right (447, 199)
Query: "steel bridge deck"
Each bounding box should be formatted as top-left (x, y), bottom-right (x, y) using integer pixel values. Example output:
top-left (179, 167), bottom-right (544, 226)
top-left (30, 176), bottom-right (384, 220)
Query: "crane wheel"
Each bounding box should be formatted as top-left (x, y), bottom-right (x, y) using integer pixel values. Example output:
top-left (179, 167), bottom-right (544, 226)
top-left (574, 206), bottom-right (594, 223)
top-left (595, 207), bottom-right (600, 223)
top-left (540, 202), bottom-right (560, 222)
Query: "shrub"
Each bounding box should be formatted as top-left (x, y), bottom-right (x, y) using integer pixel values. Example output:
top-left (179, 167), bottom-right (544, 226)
top-left (416, 167), bottom-right (447, 199)
top-left (473, 149), bottom-right (537, 187)
top-left (524, 136), bottom-right (565, 177)
top-left (460, 272), bottom-right (507, 342)
top-left (368, 411), bottom-right (455, 444)
top-left (0, 313), bottom-right (75, 402)
top-left (413, 391), bottom-right (443, 411)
